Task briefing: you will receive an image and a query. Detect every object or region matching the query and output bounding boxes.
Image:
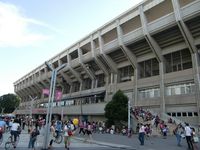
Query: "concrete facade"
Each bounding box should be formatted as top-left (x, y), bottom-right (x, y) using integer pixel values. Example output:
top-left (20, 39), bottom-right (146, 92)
top-left (14, 0), bottom-right (200, 125)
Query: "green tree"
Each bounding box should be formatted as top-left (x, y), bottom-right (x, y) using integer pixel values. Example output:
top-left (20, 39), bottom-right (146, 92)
top-left (0, 94), bottom-right (20, 114)
top-left (104, 90), bottom-right (128, 127)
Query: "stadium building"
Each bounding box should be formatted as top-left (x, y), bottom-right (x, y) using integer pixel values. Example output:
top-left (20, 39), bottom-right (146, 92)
top-left (14, 0), bottom-right (200, 125)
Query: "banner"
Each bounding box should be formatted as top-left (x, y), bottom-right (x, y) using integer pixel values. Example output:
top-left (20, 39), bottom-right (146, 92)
top-left (42, 89), bottom-right (50, 95)
top-left (42, 88), bottom-right (62, 101)
top-left (55, 90), bottom-right (62, 101)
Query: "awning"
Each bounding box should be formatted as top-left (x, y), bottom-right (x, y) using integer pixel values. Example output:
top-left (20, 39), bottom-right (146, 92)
top-left (62, 91), bottom-right (105, 100)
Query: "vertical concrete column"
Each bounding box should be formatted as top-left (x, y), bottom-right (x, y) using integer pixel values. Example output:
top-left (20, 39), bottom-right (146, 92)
top-left (159, 62), bottom-right (165, 114)
top-left (134, 68), bottom-right (138, 106)
top-left (139, 5), bottom-right (165, 113)
top-left (172, 0), bottom-right (200, 123)
top-left (116, 19), bottom-right (137, 107)
top-left (192, 53), bottom-right (200, 124)
top-left (90, 35), bottom-right (109, 88)
top-left (67, 51), bottom-right (83, 91)
top-left (98, 31), bottom-right (118, 98)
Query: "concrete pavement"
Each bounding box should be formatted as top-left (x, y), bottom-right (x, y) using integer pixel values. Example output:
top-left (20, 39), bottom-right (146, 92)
top-left (0, 127), bottom-right (133, 150)
top-left (1, 127), bottom-right (200, 150)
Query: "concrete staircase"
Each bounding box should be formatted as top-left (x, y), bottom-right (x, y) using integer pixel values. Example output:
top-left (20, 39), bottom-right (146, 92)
top-left (130, 108), bottom-right (178, 136)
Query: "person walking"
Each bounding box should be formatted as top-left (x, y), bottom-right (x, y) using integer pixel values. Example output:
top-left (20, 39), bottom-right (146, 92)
top-left (138, 123), bottom-right (146, 145)
top-left (48, 121), bottom-right (56, 149)
top-left (55, 120), bottom-right (62, 138)
top-left (63, 121), bottom-right (73, 150)
top-left (162, 124), bottom-right (168, 139)
top-left (191, 127), bottom-right (199, 150)
top-left (185, 123), bottom-right (194, 150)
top-left (78, 121), bottom-right (85, 135)
top-left (0, 117), bottom-right (6, 141)
top-left (10, 119), bottom-right (21, 149)
top-left (84, 122), bottom-right (93, 143)
top-left (28, 126), bottom-right (40, 150)
top-left (174, 123), bottom-right (184, 146)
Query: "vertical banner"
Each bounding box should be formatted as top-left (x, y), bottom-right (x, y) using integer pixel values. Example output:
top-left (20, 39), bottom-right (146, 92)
top-left (43, 88), bottom-right (62, 101)
top-left (42, 89), bottom-right (50, 95)
top-left (55, 90), bottom-right (62, 101)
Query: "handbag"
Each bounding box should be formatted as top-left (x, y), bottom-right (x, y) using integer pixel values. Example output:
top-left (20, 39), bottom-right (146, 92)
top-left (181, 134), bottom-right (185, 139)
top-left (193, 136), bottom-right (199, 143)
top-left (68, 131), bottom-right (73, 136)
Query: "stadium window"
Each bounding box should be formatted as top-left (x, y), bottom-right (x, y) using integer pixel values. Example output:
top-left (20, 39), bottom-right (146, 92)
top-left (188, 112), bottom-right (193, 117)
top-left (164, 49), bottom-right (192, 73)
top-left (139, 62), bottom-right (145, 78)
top-left (167, 113), bottom-right (171, 116)
top-left (166, 83), bottom-right (194, 96)
top-left (119, 66), bottom-right (134, 82)
top-left (172, 51), bottom-right (181, 72)
top-left (145, 59), bottom-right (152, 77)
top-left (139, 58), bottom-right (159, 78)
top-left (194, 112), bottom-right (198, 116)
top-left (182, 112), bottom-right (187, 117)
top-left (181, 49), bottom-right (192, 70)
top-left (177, 112), bottom-right (181, 117)
top-left (165, 53), bottom-right (172, 73)
top-left (138, 87), bottom-right (160, 99)
top-left (172, 112), bottom-right (176, 117)
top-left (152, 58), bottom-right (159, 75)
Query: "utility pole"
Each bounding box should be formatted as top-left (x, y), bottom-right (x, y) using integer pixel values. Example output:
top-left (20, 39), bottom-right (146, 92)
top-left (42, 61), bottom-right (66, 150)
top-left (128, 99), bottom-right (131, 137)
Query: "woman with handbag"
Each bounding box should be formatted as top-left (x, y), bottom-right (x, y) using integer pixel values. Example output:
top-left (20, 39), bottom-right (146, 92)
top-left (191, 128), bottom-right (199, 150)
top-left (173, 123), bottom-right (184, 146)
top-left (28, 126), bottom-right (40, 150)
top-left (63, 121), bottom-right (73, 150)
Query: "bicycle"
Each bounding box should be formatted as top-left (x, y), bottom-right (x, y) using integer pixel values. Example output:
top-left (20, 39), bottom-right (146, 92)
top-left (0, 127), bottom-right (4, 145)
top-left (4, 134), bottom-right (20, 150)
top-left (54, 131), bottom-right (63, 144)
top-left (0, 133), bottom-right (3, 145)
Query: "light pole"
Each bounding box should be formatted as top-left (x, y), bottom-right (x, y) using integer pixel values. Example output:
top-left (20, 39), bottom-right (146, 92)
top-left (128, 99), bottom-right (131, 137)
top-left (80, 99), bottom-right (83, 121)
top-left (29, 95), bottom-right (37, 119)
top-left (42, 61), bottom-right (66, 150)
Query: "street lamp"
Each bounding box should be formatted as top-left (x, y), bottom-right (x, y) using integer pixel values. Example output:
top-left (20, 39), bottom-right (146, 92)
top-left (80, 99), bottom-right (83, 121)
top-left (42, 61), bottom-right (66, 150)
top-left (128, 99), bottom-right (131, 137)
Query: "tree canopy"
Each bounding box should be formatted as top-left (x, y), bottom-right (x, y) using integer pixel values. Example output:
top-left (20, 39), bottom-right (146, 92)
top-left (0, 94), bottom-right (20, 114)
top-left (104, 90), bottom-right (128, 127)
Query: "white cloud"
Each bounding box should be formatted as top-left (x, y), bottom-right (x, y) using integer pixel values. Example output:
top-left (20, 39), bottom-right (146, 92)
top-left (0, 2), bottom-right (53, 47)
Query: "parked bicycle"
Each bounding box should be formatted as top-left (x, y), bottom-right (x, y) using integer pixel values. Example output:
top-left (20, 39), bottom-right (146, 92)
top-left (4, 134), bottom-right (20, 150)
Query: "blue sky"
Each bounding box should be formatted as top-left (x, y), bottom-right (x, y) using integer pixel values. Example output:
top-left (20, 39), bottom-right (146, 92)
top-left (0, 0), bottom-right (143, 96)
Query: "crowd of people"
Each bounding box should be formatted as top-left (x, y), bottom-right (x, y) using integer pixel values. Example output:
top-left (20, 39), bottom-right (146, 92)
top-left (132, 107), bottom-right (199, 150)
top-left (0, 113), bottom-right (199, 150)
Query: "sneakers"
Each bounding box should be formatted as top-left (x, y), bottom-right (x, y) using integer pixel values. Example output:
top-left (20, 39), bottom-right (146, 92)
top-left (65, 145), bottom-right (69, 150)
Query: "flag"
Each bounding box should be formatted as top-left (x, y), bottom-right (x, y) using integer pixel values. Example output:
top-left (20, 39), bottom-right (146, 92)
top-left (42, 89), bottom-right (50, 95)
top-left (55, 90), bottom-right (62, 101)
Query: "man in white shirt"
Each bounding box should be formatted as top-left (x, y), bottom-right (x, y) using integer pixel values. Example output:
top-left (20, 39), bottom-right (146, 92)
top-left (184, 123), bottom-right (193, 150)
top-left (10, 119), bottom-right (20, 148)
top-left (138, 123), bottom-right (146, 145)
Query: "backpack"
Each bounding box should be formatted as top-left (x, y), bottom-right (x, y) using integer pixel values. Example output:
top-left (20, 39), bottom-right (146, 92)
top-left (31, 129), bottom-right (40, 137)
top-left (173, 127), bottom-right (178, 135)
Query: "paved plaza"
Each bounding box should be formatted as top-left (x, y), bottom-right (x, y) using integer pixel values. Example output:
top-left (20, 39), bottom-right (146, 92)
top-left (0, 128), bottom-right (200, 150)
